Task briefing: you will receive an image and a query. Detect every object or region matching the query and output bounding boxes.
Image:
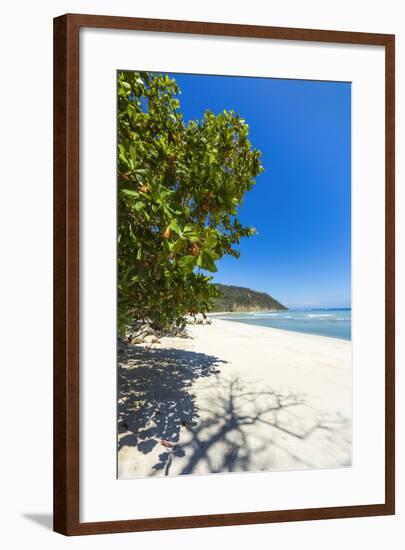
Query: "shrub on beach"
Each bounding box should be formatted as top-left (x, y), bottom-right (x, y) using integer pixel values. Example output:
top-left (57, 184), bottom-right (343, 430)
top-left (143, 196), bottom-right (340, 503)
top-left (117, 71), bottom-right (263, 335)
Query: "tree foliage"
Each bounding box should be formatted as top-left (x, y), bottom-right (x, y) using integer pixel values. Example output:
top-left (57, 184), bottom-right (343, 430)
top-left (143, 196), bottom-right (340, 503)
top-left (117, 71), bottom-right (263, 334)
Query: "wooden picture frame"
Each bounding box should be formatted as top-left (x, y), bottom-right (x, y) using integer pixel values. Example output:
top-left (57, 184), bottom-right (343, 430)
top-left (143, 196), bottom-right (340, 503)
top-left (54, 13), bottom-right (395, 535)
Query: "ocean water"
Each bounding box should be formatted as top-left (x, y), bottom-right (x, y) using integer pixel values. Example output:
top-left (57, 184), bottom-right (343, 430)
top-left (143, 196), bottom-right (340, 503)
top-left (211, 309), bottom-right (351, 341)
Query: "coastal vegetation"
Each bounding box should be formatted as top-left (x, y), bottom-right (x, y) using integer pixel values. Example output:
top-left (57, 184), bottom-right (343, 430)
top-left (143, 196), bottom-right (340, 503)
top-left (212, 284), bottom-right (287, 312)
top-left (117, 71), bottom-right (263, 335)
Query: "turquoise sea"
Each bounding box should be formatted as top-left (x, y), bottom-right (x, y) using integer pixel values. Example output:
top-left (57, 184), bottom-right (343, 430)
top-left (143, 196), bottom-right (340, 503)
top-left (211, 309), bottom-right (352, 341)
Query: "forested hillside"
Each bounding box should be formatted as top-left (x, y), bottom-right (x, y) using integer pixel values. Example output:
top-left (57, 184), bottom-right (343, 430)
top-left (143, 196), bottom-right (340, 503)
top-left (212, 284), bottom-right (287, 312)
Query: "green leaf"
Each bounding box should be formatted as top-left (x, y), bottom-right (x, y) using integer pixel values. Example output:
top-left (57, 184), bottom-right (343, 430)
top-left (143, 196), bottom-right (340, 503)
top-left (204, 233), bottom-right (217, 249)
top-left (202, 252), bottom-right (217, 272)
top-left (178, 255), bottom-right (197, 274)
top-left (183, 224), bottom-right (195, 234)
top-left (169, 219), bottom-right (182, 236)
top-left (121, 189), bottom-right (137, 197)
top-left (168, 239), bottom-right (183, 253)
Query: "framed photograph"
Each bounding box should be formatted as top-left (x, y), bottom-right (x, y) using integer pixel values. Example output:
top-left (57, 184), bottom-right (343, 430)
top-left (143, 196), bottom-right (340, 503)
top-left (53, 14), bottom-right (395, 535)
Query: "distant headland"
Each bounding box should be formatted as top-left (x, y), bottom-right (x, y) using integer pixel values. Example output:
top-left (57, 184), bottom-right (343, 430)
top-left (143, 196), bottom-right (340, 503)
top-left (211, 284), bottom-right (287, 313)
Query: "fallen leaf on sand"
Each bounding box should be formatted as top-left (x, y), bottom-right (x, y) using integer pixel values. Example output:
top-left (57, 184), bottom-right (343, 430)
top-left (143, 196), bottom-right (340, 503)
top-left (160, 440), bottom-right (174, 449)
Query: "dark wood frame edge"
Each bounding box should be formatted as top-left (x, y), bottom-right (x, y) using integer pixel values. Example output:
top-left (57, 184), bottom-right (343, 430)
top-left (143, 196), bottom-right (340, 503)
top-left (53, 13), bottom-right (395, 536)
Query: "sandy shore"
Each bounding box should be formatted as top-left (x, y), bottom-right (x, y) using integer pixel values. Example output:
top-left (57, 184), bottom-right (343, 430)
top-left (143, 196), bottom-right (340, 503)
top-left (118, 319), bottom-right (352, 478)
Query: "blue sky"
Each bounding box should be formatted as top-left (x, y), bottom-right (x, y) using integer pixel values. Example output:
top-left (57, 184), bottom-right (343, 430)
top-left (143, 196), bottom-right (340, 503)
top-left (169, 73), bottom-right (351, 309)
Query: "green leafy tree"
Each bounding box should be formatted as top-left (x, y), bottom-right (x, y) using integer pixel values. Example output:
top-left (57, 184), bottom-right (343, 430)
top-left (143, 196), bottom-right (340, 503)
top-left (117, 71), bottom-right (263, 334)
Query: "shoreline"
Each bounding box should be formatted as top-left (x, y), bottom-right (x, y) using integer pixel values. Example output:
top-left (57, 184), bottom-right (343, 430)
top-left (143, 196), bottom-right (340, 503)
top-left (206, 316), bottom-right (351, 343)
top-left (208, 311), bottom-right (351, 342)
top-left (208, 310), bottom-right (284, 315)
top-left (118, 317), bottom-right (352, 479)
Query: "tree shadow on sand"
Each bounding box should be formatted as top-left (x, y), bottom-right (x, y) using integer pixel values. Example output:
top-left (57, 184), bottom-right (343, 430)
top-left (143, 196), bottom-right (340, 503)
top-left (173, 376), bottom-right (351, 475)
top-left (117, 345), bottom-right (226, 463)
top-left (118, 346), bottom-right (351, 477)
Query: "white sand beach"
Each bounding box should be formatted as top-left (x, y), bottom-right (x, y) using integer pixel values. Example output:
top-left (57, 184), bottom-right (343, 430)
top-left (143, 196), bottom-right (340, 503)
top-left (118, 319), bottom-right (352, 478)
